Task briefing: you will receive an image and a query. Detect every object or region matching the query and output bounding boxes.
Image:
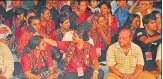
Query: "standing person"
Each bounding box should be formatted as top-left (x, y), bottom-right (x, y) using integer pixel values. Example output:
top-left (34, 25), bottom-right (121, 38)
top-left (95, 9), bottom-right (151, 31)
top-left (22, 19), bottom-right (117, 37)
top-left (44, 26), bottom-right (104, 79)
top-left (114, 0), bottom-right (130, 28)
top-left (106, 28), bottom-right (144, 79)
top-left (21, 35), bottom-right (58, 79)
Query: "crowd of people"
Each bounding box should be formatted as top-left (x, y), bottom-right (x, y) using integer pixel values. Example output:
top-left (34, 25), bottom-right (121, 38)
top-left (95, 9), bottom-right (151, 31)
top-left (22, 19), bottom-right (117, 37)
top-left (0, 0), bottom-right (162, 79)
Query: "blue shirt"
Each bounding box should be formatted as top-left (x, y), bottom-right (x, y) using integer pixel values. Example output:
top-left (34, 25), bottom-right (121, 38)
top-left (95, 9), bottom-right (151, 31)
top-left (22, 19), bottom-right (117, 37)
top-left (114, 5), bottom-right (130, 28)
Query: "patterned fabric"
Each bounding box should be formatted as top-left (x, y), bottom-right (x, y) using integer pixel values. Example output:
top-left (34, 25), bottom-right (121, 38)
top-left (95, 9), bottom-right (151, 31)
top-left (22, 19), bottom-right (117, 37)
top-left (106, 42), bottom-right (144, 74)
top-left (63, 42), bottom-right (93, 73)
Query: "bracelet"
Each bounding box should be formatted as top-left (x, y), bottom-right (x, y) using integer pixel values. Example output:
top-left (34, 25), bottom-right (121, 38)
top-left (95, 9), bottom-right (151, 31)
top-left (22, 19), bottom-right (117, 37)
top-left (93, 70), bottom-right (99, 74)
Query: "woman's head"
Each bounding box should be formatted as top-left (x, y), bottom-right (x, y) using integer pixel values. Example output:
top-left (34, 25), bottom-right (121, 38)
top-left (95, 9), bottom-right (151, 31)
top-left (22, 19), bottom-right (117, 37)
top-left (24, 9), bottom-right (36, 24)
top-left (124, 14), bottom-right (140, 28)
top-left (39, 7), bottom-right (50, 21)
top-left (15, 8), bottom-right (26, 21)
top-left (59, 13), bottom-right (70, 30)
top-left (151, 11), bottom-right (161, 24)
top-left (28, 35), bottom-right (46, 51)
top-left (97, 15), bottom-right (107, 26)
top-left (98, 1), bottom-right (111, 15)
top-left (72, 26), bottom-right (89, 42)
top-left (60, 5), bottom-right (72, 14)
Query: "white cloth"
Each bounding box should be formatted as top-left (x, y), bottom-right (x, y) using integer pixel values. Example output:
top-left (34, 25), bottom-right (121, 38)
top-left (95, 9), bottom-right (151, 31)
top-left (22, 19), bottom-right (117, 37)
top-left (156, 44), bottom-right (161, 60)
top-left (62, 30), bottom-right (94, 46)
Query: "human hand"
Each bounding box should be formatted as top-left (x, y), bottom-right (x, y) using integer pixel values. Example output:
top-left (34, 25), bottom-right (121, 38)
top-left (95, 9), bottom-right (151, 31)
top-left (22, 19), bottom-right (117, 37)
top-left (0, 76), bottom-right (7, 79)
top-left (91, 72), bottom-right (98, 79)
top-left (0, 38), bottom-right (8, 44)
top-left (47, 73), bottom-right (58, 79)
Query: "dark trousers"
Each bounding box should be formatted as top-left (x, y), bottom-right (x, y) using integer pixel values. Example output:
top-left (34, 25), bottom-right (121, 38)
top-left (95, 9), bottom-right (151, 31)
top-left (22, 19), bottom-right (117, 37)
top-left (58, 68), bottom-right (104, 79)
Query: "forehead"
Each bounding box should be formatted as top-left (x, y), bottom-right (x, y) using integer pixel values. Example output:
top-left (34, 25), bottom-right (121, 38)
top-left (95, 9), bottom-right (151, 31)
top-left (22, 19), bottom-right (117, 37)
top-left (32, 19), bottom-right (40, 23)
top-left (119, 30), bottom-right (131, 36)
top-left (79, 1), bottom-right (87, 5)
top-left (139, 1), bottom-right (150, 4)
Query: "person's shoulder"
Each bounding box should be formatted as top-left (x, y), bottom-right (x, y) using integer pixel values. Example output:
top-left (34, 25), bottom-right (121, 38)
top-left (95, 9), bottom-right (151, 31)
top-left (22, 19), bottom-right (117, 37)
top-left (109, 42), bottom-right (119, 49)
top-left (131, 42), bottom-right (141, 49)
top-left (135, 28), bottom-right (146, 34)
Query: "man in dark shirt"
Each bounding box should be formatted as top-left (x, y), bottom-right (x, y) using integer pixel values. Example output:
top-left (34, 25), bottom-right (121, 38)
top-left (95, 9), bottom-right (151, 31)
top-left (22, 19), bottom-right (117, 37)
top-left (134, 13), bottom-right (161, 77)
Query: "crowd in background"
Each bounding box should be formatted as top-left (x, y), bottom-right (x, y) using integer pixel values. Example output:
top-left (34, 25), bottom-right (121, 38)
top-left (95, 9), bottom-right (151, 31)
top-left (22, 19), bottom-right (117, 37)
top-left (0, 0), bottom-right (162, 79)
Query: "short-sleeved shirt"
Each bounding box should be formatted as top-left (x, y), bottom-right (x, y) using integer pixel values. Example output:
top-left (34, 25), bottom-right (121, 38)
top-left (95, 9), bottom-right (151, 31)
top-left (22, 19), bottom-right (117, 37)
top-left (156, 44), bottom-right (161, 61)
top-left (134, 28), bottom-right (161, 71)
top-left (114, 5), bottom-right (130, 28)
top-left (21, 50), bottom-right (53, 72)
top-left (56, 41), bottom-right (98, 72)
top-left (106, 42), bottom-right (144, 74)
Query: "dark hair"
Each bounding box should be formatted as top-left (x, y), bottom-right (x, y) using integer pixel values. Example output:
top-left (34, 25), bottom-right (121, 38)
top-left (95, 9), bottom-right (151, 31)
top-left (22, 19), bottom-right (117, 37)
top-left (88, 0), bottom-right (99, 3)
top-left (24, 9), bottom-right (36, 18)
top-left (28, 16), bottom-right (40, 24)
top-left (151, 11), bottom-right (161, 17)
top-left (76, 24), bottom-right (89, 41)
top-left (24, 35), bottom-right (43, 54)
top-left (60, 5), bottom-right (72, 14)
top-left (116, 0), bottom-right (128, 3)
top-left (142, 13), bottom-right (156, 27)
top-left (98, 1), bottom-right (112, 14)
top-left (38, 7), bottom-right (49, 17)
top-left (0, 5), bottom-right (5, 16)
top-left (123, 14), bottom-right (140, 28)
top-left (15, 8), bottom-right (26, 18)
top-left (59, 12), bottom-right (69, 24)
top-left (77, 0), bottom-right (87, 5)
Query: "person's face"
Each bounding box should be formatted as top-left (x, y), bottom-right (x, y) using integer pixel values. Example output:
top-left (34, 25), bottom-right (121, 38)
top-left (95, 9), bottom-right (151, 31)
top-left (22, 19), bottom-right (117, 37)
top-left (60, 19), bottom-right (70, 30)
top-left (139, 1), bottom-right (149, 12)
top-left (31, 19), bottom-right (41, 32)
top-left (46, 1), bottom-right (53, 9)
top-left (155, 13), bottom-right (161, 24)
top-left (146, 20), bottom-right (157, 31)
top-left (25, 12), bottom-right (36, 23)
top-left (100, 4), bottom-right (109, 15)
top-left (18, 13), bottom-right (24, 21)
top-left (116, 1), bottom-right (126, 8)
top-left (131, 17), bottom-right (140, 28)
top-left (12, 1), bottom-right (22, 8)
top-left (118, 30), bottom-right (132, 47)
top-left (41, 9), bottom-right (50, 21)
top-left (37, 39), bottom-right (47, 51)
top-left (90, 0), bottom-right (98, 8)
top-left (72, 31), bottom-right (80, 43)
top-left (78, 1), bottom-right (87, 12)
top-left (98, 16), bottom-right (107, 26)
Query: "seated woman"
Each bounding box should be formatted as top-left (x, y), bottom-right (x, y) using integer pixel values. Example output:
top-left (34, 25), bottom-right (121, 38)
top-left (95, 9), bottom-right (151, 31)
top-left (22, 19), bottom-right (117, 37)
top-left (21, 35), bottom-right (58, 79)
top-left (44, 26), bottom-right (104, 79)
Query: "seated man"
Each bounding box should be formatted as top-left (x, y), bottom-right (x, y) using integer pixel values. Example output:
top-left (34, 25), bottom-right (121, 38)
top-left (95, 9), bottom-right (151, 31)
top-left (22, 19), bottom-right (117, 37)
top-left (0, 42), bottom-right (14, 79)
top-left (134, 14), bottom-right (161, 78)
top-left (106, 28), bottom-right (144, 79)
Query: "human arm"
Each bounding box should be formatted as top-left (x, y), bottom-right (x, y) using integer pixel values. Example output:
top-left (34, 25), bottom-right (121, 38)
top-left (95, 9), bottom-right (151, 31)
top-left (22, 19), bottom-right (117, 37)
top-left (24, 71), bottom-right (41, 79)
top-left (106, 46), bottom-right (124, 78)
top-left (156, 44), bottom-right (162, 74)
top-left (129, 0), bottom-right (139, 14)
top-left (1, 43), bottom-right (14, 78)
top-left (44, 38), bottom-right (57, 47)
top-left (98, 27), bottom-right (111, 45)
top-left (139, 35), bottom-right (161, 44)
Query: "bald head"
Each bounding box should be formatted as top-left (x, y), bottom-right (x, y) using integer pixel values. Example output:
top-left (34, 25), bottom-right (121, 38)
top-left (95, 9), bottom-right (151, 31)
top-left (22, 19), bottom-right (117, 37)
top-left (118, 28), bottom-right (132, 47)
top-left (119, 28), bottom-right (132, 38)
